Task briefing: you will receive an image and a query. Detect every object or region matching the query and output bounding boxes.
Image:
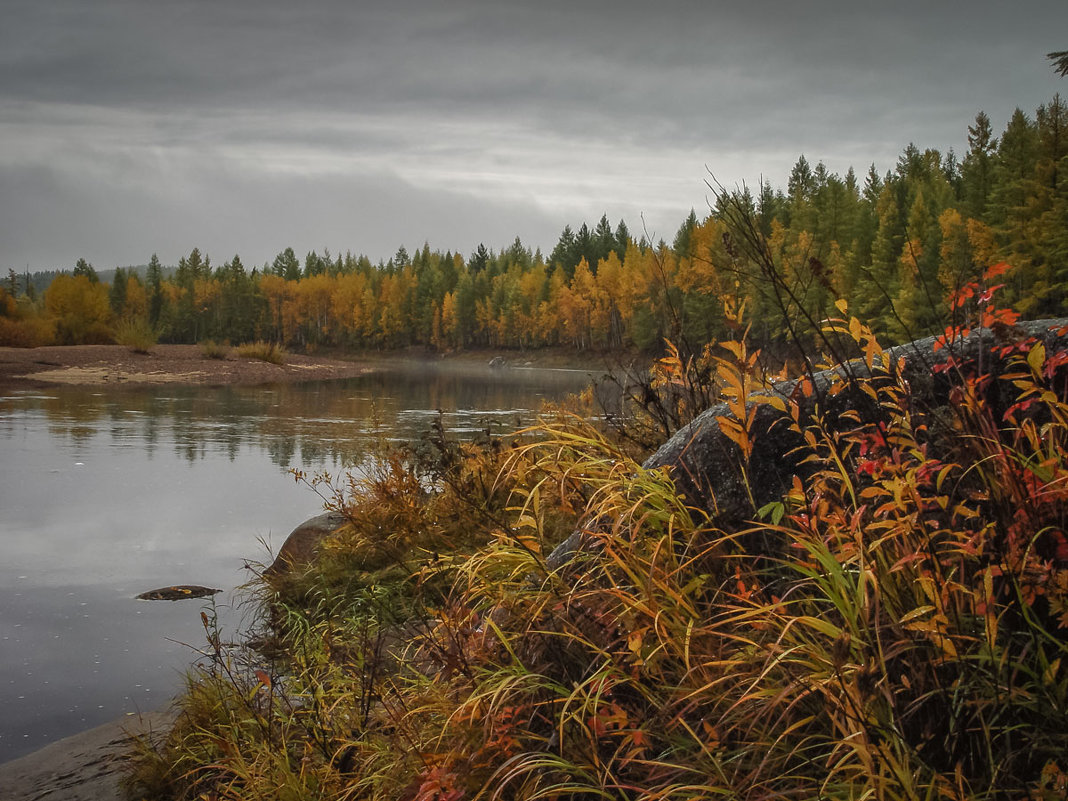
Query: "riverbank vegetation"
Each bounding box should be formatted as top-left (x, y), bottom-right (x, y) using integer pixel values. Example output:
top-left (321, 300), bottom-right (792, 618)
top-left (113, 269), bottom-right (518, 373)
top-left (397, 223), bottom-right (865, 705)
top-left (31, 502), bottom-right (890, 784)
top-left (4, 95), bottom-right (1068, 357)
top-left (122, 246), bottom-right (1068, 799)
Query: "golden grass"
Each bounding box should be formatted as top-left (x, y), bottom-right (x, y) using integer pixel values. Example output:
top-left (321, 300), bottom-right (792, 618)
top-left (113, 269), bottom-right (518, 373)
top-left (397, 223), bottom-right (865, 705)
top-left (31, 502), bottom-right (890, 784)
top-left (126, 290), bottom-right (1068, 800)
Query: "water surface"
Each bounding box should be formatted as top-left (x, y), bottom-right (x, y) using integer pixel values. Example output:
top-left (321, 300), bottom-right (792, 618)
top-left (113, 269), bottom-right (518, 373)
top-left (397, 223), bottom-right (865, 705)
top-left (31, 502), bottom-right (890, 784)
top-left (0, 360), bottom-right (593, 763)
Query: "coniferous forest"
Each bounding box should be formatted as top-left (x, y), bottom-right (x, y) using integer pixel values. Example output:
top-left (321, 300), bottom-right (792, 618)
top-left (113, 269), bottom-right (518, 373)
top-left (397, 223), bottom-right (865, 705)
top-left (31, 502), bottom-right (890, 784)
top-left (3, 95), bottom-right (1067, 355)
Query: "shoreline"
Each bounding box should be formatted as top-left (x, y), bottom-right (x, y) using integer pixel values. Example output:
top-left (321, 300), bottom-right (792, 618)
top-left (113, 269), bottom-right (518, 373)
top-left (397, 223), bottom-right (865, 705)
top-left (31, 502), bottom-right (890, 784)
top-left (0, 710), bottom-right (173, 801)
top-left (0, 344), bottom-right (620, 392)
top-left (0, 344), bottom-right (377, 390)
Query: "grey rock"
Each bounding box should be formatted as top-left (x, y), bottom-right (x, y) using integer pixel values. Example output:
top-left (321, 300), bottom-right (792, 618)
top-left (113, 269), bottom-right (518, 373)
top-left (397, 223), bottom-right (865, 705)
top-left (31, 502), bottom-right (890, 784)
top-left (263, 511), bottom-right (350, 578)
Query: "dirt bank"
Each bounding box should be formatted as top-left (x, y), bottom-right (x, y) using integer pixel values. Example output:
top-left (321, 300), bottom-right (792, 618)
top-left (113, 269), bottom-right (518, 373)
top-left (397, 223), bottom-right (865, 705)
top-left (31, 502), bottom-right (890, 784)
top-left (0, 344), bottom-right (374, 390)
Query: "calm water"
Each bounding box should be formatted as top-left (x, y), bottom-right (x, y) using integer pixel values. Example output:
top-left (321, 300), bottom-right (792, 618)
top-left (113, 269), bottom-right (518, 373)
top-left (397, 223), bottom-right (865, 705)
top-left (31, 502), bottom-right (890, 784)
top-left (0, 361), bottom-right (594, 763)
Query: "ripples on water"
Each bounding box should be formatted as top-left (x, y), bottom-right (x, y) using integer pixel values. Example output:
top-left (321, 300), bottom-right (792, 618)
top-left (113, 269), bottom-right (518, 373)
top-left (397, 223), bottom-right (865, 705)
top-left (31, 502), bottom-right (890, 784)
top-left (0, 361), bottom-right (595, 763)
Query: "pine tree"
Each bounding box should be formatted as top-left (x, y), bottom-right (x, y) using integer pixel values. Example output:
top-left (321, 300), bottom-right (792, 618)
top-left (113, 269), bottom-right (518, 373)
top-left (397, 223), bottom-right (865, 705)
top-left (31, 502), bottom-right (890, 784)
top-left (109, 267), bottom-right (128, 316)
top-left (73, 258), bottom-right (99, 283)
top-left (961, 111), bottom-right (998, 221)
top-left (147, 254), bottom-right (164, 326)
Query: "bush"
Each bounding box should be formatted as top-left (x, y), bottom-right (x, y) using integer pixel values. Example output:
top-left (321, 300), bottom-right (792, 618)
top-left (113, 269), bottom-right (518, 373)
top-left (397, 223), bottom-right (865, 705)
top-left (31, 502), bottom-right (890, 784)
top-left (114, 317), bottom-right (157, 353)
top-left (236, 340), bottom-right (286, 364)
top-left (198, 339), bottom-right (230, 359)
top-left (127, 274), bottom-right (1068, 801)
top-left (0, 315), bottom-right (55, 347)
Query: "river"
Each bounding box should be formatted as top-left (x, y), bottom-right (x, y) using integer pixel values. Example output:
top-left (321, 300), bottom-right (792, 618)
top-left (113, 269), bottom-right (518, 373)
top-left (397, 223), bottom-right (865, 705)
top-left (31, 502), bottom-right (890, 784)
top-left (0, 361), bottom-right (595, 763)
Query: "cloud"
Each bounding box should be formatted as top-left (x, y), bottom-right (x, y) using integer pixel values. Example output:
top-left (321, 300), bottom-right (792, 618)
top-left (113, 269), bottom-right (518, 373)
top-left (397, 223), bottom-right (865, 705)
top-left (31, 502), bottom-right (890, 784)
top-left (2, 0), bottom-right (1067, 269)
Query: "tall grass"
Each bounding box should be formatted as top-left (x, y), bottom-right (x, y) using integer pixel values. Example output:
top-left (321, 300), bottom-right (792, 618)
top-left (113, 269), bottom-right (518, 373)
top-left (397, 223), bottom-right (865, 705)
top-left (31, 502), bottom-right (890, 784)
top-left (113, 316), bottom-right (157, 353)
top-left (236, 340), bottom-right (286, 364)
top-left (126, 274), bottom-right (1068, 800)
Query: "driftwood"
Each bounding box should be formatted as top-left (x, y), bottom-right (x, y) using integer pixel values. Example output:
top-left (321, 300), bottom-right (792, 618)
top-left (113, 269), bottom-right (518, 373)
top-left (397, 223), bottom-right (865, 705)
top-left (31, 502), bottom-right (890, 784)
top-left (546, 318), bottom-right (1068, 570)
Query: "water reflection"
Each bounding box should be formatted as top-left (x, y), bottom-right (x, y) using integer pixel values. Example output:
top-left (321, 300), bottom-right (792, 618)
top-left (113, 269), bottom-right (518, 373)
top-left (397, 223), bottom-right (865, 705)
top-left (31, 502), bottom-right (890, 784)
top-left (1, 362), bottom-right (594, 471)
top-left (0, 361), bottom-right (593, 763)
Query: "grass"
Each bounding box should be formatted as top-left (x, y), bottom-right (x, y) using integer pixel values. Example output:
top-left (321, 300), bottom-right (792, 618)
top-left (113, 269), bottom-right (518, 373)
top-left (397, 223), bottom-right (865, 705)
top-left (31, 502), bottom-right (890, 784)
top-left (125, 281), bottom-right (1068, 801)
top-left (236, 340), bottom-right (286, 364)
top-left (198, 339), bottom-right (230, 359)
top-left (113, 317), bottom-right (157, 353)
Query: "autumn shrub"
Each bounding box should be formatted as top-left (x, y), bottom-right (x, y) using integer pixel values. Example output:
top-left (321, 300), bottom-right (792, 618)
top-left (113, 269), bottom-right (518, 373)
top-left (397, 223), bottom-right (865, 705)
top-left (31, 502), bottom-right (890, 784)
top-left (236, 340), bottom-right (286, 364)
top-left (0, 314), bottom-right (55, 347)
top-left (129, 266), bottom-right (1068, 801)
top-left (44, 273), bottom-right (113, 344)
top-left (198, 339), bottom-right (230, 359)
top-left (114, 316), bottom-right (157, 353)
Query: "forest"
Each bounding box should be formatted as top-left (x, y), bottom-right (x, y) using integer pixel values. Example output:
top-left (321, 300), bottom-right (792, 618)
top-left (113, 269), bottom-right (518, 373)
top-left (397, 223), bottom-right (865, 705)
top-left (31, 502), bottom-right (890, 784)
top-left (3, 95), bottom-right (1067, 357)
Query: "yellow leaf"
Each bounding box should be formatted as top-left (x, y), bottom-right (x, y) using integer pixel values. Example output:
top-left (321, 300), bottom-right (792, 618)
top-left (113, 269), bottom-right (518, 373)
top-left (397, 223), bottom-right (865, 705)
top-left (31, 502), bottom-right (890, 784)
top-left (1028, 342), bottom-right (1046, 376)
top-left (849, 316), bottom-right (862, 343)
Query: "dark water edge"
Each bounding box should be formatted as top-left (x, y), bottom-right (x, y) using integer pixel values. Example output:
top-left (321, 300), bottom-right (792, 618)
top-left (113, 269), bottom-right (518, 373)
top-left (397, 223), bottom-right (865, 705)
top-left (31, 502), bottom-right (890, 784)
top-left (0, 362), bottom-right (594, 763)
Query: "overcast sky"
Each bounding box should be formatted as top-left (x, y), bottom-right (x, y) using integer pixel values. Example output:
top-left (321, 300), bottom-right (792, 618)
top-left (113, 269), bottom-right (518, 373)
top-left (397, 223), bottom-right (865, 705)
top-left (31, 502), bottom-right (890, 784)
top-left (2, 0), bottom-right (1066, 273)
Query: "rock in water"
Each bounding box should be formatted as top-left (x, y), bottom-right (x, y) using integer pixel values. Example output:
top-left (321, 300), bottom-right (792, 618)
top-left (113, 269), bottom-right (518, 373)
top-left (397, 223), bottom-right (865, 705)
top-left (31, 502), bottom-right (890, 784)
top-left (136, 585), bottom-right (222, 601)
top-left (263, 511), bottom-right (351, 578)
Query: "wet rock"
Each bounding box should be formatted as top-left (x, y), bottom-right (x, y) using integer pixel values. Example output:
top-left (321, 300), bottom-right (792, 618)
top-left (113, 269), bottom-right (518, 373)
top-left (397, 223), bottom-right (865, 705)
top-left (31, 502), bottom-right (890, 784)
top-left (263, 511), bottom-right (350, 578)
top-left (136, 585), bottom-right (222, 601)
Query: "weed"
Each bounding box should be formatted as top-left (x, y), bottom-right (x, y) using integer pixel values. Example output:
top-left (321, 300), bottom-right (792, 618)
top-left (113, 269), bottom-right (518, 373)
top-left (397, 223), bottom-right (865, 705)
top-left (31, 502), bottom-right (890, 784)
top-left (128, 267), bottom-right (1068, 800)
top-left (198, 339), bottom-right (230, 359)
top-left (236, 340), bottom-right (286, 364)
top-left (114, 316), bottom-right (158, 353)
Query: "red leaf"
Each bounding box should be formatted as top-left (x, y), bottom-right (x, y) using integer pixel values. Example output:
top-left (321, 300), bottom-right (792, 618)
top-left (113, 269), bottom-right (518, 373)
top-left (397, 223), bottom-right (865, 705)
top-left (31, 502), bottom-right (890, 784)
top-left (983, 261), bottom-right (1013, 280)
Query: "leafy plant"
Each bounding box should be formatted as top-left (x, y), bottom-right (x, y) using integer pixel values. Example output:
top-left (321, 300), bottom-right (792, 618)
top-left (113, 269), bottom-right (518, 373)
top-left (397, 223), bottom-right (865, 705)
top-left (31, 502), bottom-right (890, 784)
top-left (128, 265), bottom-right (1068, 801)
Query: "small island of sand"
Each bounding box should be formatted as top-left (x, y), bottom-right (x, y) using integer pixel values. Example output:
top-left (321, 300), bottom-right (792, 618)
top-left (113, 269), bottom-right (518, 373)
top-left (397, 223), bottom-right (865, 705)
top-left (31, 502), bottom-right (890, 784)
top-left (0, 344), bottom-right (374, 390)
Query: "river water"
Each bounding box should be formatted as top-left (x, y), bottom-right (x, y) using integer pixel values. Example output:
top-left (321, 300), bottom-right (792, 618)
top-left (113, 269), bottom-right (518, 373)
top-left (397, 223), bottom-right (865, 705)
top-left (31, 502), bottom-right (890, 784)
top-left (0, 361), bottom-right (594, 763)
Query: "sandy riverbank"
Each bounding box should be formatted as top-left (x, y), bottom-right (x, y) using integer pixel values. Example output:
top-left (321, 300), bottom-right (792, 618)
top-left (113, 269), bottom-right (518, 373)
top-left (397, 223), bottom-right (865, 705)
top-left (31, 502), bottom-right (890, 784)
top-left (0, 344), bottom-right (619, 392)
top-left (0, 711), bottom-right (173, 801)
top-left (0, 344), bottom-right (375, 390)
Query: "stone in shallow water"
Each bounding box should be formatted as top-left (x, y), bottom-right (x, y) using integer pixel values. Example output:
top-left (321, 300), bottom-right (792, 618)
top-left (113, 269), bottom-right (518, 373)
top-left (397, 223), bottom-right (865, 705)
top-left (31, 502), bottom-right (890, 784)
top-left (135, 585), bottom-right (222, 601)
top-left (263, 511), bottom-right (350, 578)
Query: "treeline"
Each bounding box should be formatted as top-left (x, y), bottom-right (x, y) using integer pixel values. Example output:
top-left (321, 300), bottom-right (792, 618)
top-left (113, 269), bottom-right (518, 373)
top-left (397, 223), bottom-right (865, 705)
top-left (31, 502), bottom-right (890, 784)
top-left (3, 94), bottom-right (1067, 352)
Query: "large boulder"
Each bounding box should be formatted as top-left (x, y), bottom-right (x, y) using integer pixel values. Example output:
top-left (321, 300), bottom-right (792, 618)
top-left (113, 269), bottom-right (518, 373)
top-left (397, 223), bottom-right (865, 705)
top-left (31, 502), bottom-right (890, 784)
top-left (263, 511), bottom-right (351, 578)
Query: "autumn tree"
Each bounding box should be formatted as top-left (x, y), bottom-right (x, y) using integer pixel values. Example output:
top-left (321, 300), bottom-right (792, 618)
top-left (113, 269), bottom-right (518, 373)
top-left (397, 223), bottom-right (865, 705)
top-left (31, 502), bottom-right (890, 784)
top-left (45, 274), bottom-right (111, 344)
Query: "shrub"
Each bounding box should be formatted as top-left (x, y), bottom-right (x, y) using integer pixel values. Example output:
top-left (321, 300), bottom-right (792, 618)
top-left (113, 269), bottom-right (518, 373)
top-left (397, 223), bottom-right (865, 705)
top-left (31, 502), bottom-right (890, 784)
top-left (114, 317), bottom-right (157, 353)
top-left (0, 315), bottom-right (55, 347)
top-left (236, 340), bottom-right (286, 364)
top-left (198, 339), bottom-right (230, 359)
top-left (127, 268), bottom-right (1068, 801)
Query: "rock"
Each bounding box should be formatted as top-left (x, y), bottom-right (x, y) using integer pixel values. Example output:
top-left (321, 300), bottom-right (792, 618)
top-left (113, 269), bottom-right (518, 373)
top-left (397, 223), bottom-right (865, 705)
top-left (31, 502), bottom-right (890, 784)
top-left (488, 356), bottom-right (507, 369)
top-left (263, 511), bottom-right (351, 578)
top-left (136, 585), bottom-right (221, 601)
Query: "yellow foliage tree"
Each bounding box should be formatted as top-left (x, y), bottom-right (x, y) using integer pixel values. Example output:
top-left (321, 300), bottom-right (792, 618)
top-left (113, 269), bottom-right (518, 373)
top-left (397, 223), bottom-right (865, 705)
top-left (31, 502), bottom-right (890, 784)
top-left (45, 274), bottom-right (112, 344)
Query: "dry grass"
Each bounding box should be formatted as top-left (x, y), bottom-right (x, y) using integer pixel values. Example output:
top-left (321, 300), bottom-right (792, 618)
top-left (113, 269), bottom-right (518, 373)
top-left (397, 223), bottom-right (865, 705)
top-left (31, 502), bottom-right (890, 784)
top-left (126, 272), bottom-right (1068, 800)
top-left (236, 340), bottom-right (286, 364)
top-left (114, 317), bottom-right (157, 353)
top-left (198, 339), bottom-right (230, 359)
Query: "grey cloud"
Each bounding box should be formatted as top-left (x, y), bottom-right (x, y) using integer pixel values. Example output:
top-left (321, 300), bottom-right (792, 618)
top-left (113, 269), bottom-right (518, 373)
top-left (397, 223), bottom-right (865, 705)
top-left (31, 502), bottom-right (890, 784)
top-left (2, 0), bottom-right (1067, 270)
